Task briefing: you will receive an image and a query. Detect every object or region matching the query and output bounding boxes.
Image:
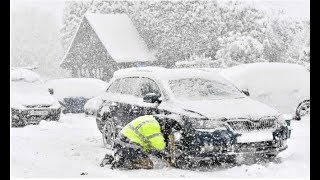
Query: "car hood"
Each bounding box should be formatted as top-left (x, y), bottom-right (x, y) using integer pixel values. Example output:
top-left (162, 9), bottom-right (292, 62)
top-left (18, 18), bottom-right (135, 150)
top-left (12, 83), bottom-right (56, 108)
top-left (15, 94), bottom-right (55, 106)
top-left (166, 97), bottom-right (280, 120)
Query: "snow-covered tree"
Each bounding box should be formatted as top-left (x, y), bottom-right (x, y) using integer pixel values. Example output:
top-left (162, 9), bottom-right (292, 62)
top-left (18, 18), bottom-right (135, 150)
top-left (175, 54), bottom-right (214, 68)
top-left (60, 0), bottom-right (309, 69)
top-left (60, 1), bottom-right (91, 51)
top-left (12, 5), bottom-right (69, 80)
top-left (285, 20), bottom-right (310, 68)
top-left (215, 33), bottom-right (265, 67)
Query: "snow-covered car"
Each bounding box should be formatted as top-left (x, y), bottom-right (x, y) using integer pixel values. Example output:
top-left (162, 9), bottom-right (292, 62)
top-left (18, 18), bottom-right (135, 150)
top-left (218, 63), bottom-right (310, 120)
top-left (84, 96), bottom-right (104, 116)
top-left (11, 68), bottom-right (61, 127)
top-left (96, 67), bottom-right (291, 167)
top-left (45, 78), bottom-right (107, 114)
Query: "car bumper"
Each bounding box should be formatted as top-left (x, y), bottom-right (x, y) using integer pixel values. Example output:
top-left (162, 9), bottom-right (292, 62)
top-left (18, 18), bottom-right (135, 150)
top-left (60, 97), bottom-right (89, 113)
top-left (175, 127), bottom-right (291, 160)
top-left (11, 107), bottom-right (61, 125)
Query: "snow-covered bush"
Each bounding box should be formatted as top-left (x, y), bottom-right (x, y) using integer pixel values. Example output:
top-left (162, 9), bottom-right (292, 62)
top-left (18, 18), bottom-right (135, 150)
top-left (215, 34), bottom-right (265, 67)
top-left (175, 54), bottom-right (215, 68)
top-left (60, 0), bottom-right (309, 69)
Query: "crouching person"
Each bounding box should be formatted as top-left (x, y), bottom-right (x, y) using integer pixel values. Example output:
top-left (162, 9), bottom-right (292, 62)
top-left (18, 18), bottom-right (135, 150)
top-left (100, 115), bottom-right (180, 170)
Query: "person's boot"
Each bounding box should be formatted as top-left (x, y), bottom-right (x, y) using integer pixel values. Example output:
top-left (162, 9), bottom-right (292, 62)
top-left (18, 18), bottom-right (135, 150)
top-left (132, 157), bottom-right (154, 169)
top-left (100, 154), bottom-right (114, 167)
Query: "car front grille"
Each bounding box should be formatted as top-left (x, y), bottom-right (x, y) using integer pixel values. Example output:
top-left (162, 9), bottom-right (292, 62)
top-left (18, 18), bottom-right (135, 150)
top-left (226, 118), bottom-right (276, 132)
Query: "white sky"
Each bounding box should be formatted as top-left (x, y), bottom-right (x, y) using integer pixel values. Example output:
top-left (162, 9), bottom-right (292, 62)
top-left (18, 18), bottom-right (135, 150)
top-left (11, 0), bottom-right (310, 28)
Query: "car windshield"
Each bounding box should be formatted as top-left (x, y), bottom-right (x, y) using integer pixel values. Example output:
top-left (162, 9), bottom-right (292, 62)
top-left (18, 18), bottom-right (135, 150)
top-left (168, 78), bottom-right (245, 100)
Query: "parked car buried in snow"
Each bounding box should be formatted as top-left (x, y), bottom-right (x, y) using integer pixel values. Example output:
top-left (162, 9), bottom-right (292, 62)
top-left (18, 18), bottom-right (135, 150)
top-left (95, 67), bottom-right (292, 167)
top-left (11, 68), bottom-right (61, 127)
top-left (45, 78), bottom-right (107, 114)
top-left (218, 63), bottom-right (310, 120)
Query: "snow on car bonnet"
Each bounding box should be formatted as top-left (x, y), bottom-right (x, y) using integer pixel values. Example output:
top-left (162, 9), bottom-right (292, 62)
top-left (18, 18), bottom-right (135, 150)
top-left (45, 78), bottom-right (107, 100)
top-left (11, 68), bottom-right (56, 107)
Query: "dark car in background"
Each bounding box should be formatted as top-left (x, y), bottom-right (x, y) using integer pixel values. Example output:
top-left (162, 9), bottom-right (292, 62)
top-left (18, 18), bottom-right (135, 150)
top-left (45, 78), bottom-right (107, 114)
top-left (11, 68), bottom-right (61, 127)
top-left (95, 67), bottom-right (292, 167)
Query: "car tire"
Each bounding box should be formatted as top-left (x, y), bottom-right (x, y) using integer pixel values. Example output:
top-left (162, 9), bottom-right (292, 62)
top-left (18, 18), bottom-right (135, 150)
top-left (102, 119), bottom-right (116, 149)
top-left (49, 113), bottom-right (61, 121)
top-left (295, 100), bottom-right (310, 120)
top-left (166, 133), bottom-right (194, 169)
top-left (255, 153), bottom-right (279, 163)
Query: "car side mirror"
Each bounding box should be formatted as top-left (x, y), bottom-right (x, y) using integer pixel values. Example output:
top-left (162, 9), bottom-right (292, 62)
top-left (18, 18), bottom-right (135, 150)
top-left (143, 93), bottom-right (162, 103)
top-left (241, 88), bottom-right (250, 96)
top-left (48, 88), bottom-right (54, 95)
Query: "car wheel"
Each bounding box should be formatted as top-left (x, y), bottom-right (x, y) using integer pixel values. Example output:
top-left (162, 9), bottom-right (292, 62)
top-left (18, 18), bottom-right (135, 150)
top-left (296, 100), bottom-right (310, 120)
top-left (255, 153), bottom-right (279, 163)
top-left (49, 113), bottom-right (61, 121)
top-left (264, 153), bottom-right (278, 159)
top-left (167, 133), bottom-right (192, 168)
top-left (102, 120), bottom-right (116, 149)
top-left (167, 133), bottom-right (177, 166)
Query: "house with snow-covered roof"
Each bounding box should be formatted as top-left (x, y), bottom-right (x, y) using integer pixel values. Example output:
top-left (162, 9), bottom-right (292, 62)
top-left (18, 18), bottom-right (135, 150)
top-left (60, 13), bottom-right (156, 81)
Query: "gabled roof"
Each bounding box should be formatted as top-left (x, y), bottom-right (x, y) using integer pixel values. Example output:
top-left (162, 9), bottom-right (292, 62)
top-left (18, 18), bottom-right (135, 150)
top-left (85, 13), bottom-right (156, 63)
top-left (61, 13), bottom-right (156, 66)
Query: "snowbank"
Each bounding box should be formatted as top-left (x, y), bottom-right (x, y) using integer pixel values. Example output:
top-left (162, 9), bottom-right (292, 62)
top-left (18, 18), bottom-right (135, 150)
top-left (11, 114), bottom-right (309, 178)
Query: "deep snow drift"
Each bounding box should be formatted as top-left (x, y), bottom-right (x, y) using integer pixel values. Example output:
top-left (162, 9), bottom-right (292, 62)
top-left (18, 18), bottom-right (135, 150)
top-left (11, 114), bottom-right (309, 178)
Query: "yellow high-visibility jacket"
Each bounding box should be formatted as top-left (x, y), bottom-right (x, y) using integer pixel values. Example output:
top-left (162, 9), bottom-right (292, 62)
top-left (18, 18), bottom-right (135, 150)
top-left (120, 115), bottom-right (166, 152)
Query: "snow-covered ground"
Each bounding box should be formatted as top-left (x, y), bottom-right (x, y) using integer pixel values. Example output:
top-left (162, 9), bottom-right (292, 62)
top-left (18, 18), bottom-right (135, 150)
top-left (11, 114), bottom-right (310, 178)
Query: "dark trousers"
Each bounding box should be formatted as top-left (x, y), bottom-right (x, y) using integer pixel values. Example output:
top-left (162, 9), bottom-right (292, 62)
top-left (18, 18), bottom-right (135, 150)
top-left (111, 135), bottom-right (149, 169)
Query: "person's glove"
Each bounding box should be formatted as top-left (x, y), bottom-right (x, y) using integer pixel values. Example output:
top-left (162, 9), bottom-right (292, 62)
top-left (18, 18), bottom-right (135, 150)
top-left (100, 154), bottom-right (114, 167)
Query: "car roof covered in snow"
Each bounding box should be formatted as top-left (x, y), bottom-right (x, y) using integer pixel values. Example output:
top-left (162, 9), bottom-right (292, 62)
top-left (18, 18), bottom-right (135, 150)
top-left (45, 78), bottom-right (107, 99)
top-left (11, 67), bottom-right (42, 83)
top-left (113, 67), bottom-right (226, 81)
top-left (84, 13), bottom-right (156, 63)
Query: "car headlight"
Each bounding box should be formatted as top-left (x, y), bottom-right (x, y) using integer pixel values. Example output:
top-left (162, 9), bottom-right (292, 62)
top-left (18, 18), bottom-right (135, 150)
top-left (190, 118), bottom-right (230, 130)
top-left (277, 114), bottom-right (293, 128)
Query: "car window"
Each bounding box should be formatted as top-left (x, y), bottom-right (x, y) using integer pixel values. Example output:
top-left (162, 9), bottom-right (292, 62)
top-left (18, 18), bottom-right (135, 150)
top-left (137, 78), bottom-right (161, 97)
top-left (168, 78), bottom-right (244, 100)
top-left (106, 79), bottom-right (121, 93)
top-left (118, 77), bottom-right (140, 96)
